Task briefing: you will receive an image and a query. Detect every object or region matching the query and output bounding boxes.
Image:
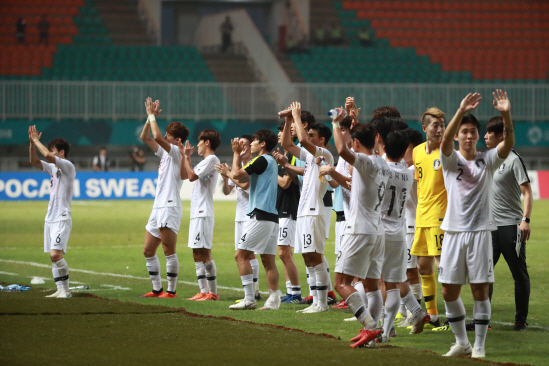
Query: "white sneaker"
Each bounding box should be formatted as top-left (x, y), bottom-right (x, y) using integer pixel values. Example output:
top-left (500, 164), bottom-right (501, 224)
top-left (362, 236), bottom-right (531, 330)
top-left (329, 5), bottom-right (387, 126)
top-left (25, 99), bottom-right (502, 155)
top-left (344, 316), bottom-right (358, 322)
top-left (229, 299), bottom-right (257, 310)
top-left (56, 290), bottom-right (72, 298)
top-left (46, 289), bottom-right (62, 298)
top-left (443, 343), bottom-right (472, 357)
top-left (259, 289), bottom-right (281, 310)
top-left (472, 347), bottom-right (485, 358)
top-left (297, 304), bottom-right (316, 313)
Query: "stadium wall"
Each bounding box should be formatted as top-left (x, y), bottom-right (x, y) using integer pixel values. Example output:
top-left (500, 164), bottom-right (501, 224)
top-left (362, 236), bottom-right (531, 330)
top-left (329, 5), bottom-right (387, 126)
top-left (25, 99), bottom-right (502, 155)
top-left (0, 170), bottom-right (548, 201)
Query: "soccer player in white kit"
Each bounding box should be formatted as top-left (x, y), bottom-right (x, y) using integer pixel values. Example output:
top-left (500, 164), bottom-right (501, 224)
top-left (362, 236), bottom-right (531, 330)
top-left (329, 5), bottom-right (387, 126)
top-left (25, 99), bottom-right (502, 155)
top-left (182, 130), bottom-right (221, 301)
top-left (380, 131), bottom-right (430, 341)
top-left (326, 110), bottom-right (389, 347)
top-left (140, 98), bottom-right (189, 298)
top-left (281, 102), bottom-right (334, 313)
top-left (28, 126), bottom-right (75, 298)
top-left (439, 90), bottom-right (515, 358)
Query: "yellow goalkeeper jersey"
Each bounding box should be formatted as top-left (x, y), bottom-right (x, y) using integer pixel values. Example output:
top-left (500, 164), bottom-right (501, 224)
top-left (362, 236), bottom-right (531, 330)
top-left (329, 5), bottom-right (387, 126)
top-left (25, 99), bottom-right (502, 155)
top-left (413, 143), bottom-right (447, 228)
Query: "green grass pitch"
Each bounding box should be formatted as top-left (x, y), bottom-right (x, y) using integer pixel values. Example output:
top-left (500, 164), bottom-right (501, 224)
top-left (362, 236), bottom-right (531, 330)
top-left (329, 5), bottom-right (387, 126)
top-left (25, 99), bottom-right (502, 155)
top-left (1, 200), bottom-right (548, 365)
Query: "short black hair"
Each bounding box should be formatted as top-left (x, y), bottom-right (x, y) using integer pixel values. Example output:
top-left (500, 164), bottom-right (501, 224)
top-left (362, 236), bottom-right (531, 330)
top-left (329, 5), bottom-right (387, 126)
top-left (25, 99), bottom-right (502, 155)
top-left (278, 121), bottom-right (285, 132)
top-left (301, 111), bottom-right (316, 128)
top-left (253, 129), bottom-right (278, 152)
top-left (486, 116), bottom-right (504, 135)
top-left (198, 129), bottom-right (221, 151)
top-left (385, 130), bottom-right (410, 160)
top-left (48, 138), bottom-right (70, 158)
top-left (309, 122), bottom-right (332, 147)
top-left (373, 106), bottom-right (401, 118)
top-left (459, 114), bottom-right (481, 133)
top-left (404, 128), bottom-right (424, 148)
top-left (351, 123), bottom-right (376, 149)
top-left (241, 135), bottom-right (253, 144)
top-left (370, 116), bottom-right (395, 144)
top-left (340, 116), bottom-right (353, 130)
top-left (392, 118), bottom-right (409, 131)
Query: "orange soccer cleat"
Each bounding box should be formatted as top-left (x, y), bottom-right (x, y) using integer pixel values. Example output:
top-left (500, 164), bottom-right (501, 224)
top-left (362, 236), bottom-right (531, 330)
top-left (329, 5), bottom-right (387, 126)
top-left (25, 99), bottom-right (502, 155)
top-left (187, 292), bottom-right (207, 300)
top-left (158, 292), bottom-right (177, 298)
top-left (350, 328), bottom-right (384, 348)
top-left (139, 289), bottom-right (164, 298)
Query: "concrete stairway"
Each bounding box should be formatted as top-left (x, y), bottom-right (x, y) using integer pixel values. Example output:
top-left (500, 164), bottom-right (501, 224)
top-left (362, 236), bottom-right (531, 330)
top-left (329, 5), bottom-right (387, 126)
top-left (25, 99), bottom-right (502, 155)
top-left (93, 0), bottom-right (153, 45)
top-left (202, 53), bottom-right (258, 82)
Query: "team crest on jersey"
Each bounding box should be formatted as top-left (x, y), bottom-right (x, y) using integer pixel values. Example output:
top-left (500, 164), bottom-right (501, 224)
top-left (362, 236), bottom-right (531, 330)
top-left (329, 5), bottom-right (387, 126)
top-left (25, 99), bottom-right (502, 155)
top-left (475, 158), bottom-right (486, 169)
top-left (497, 163), bottom-right (506, 173)
top-left (433, 159), bottom-right (441, 170)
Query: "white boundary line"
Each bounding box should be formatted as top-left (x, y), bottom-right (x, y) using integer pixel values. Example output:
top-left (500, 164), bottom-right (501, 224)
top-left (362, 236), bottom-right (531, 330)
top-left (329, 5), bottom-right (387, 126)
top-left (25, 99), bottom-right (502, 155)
top-left (0, 258), bottom-right (268, 294)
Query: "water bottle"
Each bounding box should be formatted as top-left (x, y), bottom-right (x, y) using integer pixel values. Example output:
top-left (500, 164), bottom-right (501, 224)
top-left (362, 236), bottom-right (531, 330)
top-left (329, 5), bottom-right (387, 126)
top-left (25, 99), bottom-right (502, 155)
top-left (1, 284), bottom-right (31, 292)
top-left (69, 285), bottom-right (89, 290)
top-left (328, 109), bottom-right (347, 119)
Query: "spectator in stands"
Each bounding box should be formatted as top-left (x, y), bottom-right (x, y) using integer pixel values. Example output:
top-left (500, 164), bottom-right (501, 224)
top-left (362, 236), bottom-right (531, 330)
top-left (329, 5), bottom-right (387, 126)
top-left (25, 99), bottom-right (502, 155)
top-left (220, 16), bottom-right (234, 53)
top-left (358, 27), bottom-right (372, 47)
top-left (329, 22), bottom-right (343, 45)
top-left (130, 146), bottom-right (146, 172)
top-left (38, 15), bottom-right (50, 46)
top-left (314, 28), bottom-right (327, 47)
top-left (92, 147), bottom-right (110, 172)
top-left (16, 17), bottom-right (26, 44)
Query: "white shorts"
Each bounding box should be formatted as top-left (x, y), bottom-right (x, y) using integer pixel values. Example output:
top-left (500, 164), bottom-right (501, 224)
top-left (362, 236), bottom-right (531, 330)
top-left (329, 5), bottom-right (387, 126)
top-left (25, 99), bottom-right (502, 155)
top-left (324, 206), bottom-right (332, 239)
top-left (438, 230), bottom-right (494, 285)
top-left (278, 217), bottom-right (296, 247)
top-left (238, 217), bottom-right (278, 255)
top-left (406, 233), bottom-right (418, 269)
top-left (382, 239), bottom-right (407, 283)
top-left (188, 217), bottom-right (214, 249)
top-left (294, 215), bottom-right (327, 254)
top-left (234, 220), bottom-right (250, 250)
top-left (335, 234), bottom-right (384, 280)
top-left (334, 220), bottom-right (346, 254)
top-left (146, 206), bottom-right (182, 238)
top-left (44, 220), bottom-right (72, 254)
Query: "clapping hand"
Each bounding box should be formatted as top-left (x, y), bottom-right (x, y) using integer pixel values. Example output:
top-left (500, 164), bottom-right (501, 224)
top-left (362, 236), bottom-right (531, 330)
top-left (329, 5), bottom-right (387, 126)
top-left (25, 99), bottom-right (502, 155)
top-left (183, 140), bottom-right (194, 157)
top-left (28, 125), bottom-right (42, 144)
top-left (215, 163), bottom-right (231, 177)
top-left (231, 137), bottom-right (243, 155)
top-left (272, 148), bottom-right (288, 165)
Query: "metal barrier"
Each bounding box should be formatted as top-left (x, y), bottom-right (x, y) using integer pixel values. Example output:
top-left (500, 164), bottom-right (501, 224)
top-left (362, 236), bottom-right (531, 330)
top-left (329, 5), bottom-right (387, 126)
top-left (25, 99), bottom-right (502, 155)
top-left (1, 81), bottom-right (548, 122)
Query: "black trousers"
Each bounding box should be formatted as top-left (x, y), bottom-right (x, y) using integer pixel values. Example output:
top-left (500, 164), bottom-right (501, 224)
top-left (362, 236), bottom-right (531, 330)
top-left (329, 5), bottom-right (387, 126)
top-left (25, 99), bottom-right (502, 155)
top-left (489, 225), bottom-right (530, 323)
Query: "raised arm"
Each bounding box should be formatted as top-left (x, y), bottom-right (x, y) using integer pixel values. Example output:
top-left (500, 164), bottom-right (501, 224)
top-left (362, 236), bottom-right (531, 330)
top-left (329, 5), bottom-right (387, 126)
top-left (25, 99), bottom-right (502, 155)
top-left (29, 125), bottom-right (56, 164)
top-left (291, 102), bottom-right (317, 155)
top-left (280, 113), bottom-right (301, 158)
top-left (441, 93), bottom-right (482, 157)
top-left (222, 172), bottom-right (234, 195)
top-left (215, 162), bottom-right (250, 183)
top-left (145, 97), bottom-right (173, 153)
top-left (493, 90), bottom-right (515, 160)
top-left (177, 140), bottom-right (189, 180)
top-left (140, 102), bottom-right (159, 152)
top-left (182, 141), bottom-right (199, 182)
top-left (331, 107), bottom-right (356, 165)
top-left (28, 127), bottom-right (43, 169)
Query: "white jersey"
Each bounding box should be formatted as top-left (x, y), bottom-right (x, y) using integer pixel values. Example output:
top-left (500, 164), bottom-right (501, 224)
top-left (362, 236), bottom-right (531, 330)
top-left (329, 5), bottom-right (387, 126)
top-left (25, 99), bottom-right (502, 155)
top-left (335, 150), bottom-right (352, 217)
top-left (381, 162), bottom-right (414, 241)
top-left (41, 157), bottom-right (76, 222)
top-left (297, 146), bottom-right (333, 218)
top-left (440, 148), bottom-right (504, 232)
top-left (345, 153), bottom-right (390, 235)
top-left (190, 155), bottom-right (220, 219)
top-left (153, 144), bottom-right (182, 209)
top-left (228, 178), bottom-right (250, 222)
top-left (404, 165), bottom-right (418, 234)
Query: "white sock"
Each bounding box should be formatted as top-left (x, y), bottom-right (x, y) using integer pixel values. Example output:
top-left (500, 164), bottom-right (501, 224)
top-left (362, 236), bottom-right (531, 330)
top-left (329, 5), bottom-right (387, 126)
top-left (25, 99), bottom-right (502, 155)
top-left (474, 300), bottom-right (491, 349)
top-left (410, 282), bottom-right (422, 304)
top-left (53, 258), bottom-right (69, 291)
top-left (204, 260), bottom-right (217, 295)
top-left (241, 274), bottom-right (254, 302)
top-left (445, 298), bottom-right (469, 346)
top-left (145, 255), bottom-right (162, 292)
top-left (383, 289), bottom-right (400, 335)
top-left (291, 285), bottom-right (301, 295)
top-left (165, 254), bottom-right (179, 294)
top-left (195, 261), bottom-right (208, 294)
top-left (51, 264), bottom-right (62, 291)
top-left (346, 291), bottom-right (376, 329)
top-left (402, 290), bottom-right (422, 317)
top-left (250, 258), bottom-right (259, 291)
top-left (399, 301), bottom-right (407, 316)
top-left (314, 262), bottom-right (329, 308)
top-left (323, 256), bottom-right (333, 292)
top-left (285, 281), bottom-right (292, 295)
top-left (354, 281), bottom-right (368, 305)
top-left (367, 289), bottom-right (383, 325)
top-left (307, 266), bottom-right (317, 305)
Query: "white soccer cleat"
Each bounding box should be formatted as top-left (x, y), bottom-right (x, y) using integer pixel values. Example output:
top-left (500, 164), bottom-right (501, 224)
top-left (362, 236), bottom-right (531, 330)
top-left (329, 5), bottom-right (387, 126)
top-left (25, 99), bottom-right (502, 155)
top-left (229, 299), bottom-right (257, 310)
top-left (297, 304), bottom-right (316, 313)
top-left (56, 290), bottom-right (72, 298)
top-left (344, 316), bottom-right (358, 322)
top-left (301, 304), bottom-right (328, 313)
top-left (443, 343), bottom-right (472, 357)
top-left (46, 289), bottom-right (62, 298)
top-left (472, 347), bottom-right (485, 358)
top-left (259, 289), bottom-right (282, 310)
